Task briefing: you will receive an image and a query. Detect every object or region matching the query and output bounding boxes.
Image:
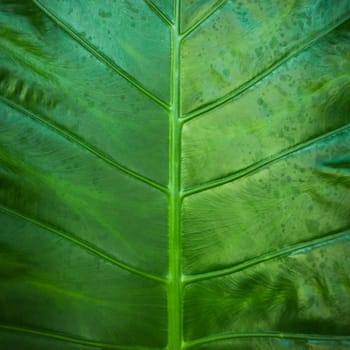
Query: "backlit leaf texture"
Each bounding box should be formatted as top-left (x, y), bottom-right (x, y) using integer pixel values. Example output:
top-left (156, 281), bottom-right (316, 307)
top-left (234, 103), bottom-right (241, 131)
top-left (0, 1), bottom-right (350, 349)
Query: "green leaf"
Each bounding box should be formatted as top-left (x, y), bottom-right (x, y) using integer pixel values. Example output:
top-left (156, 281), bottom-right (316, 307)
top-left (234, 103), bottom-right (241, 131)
top-left (0, 1), bottom-right (350, 349)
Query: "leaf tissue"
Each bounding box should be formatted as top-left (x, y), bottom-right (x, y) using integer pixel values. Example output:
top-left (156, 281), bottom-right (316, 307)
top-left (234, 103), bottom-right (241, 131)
top-left (0, 1), bottom-right (350, 349)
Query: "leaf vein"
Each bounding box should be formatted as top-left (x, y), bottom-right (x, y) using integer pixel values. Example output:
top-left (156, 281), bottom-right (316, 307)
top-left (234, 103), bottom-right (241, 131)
top-left (32, 0), bottom-right (170, 110)
top-left (184, 227), bottom-right (350, 284)
top-left (0, 204), bottom-right (166, 284)
top-left (183, 122), bottom-right (350, 197)
top-left (0, 96), bottom-right (167, 193)
top-left (144, 0), bottom-right (174, 26)
top-left (0, 324), bottom-right (158, 350)
top-left (180, 0), bottom-right (227, 38)
top-left (182, 13), bottom-right (350, 122)
top-left (184, 331), bottom-right (350, 348)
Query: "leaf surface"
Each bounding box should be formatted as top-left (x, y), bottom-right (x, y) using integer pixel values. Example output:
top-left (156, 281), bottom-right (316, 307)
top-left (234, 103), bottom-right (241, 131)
top-left (0, 1), bottom-right (350, 350)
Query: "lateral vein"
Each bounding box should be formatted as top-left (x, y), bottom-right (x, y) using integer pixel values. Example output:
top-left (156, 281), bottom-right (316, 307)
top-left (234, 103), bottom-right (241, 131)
top-left (32, 0), bottom-right (170, 110)
top-left (184, 228), bottom-right (350, 284)
top-left (0, 96), bottom-right (168, 193)
top-left (144, 0), bottom-right (174, 26)
top-left (184, 331), bottom-right (350, 348)
top-left (181, 13), bottom-right (350, 122)
top-left (0, 324), bottom-right (158, 350)
top-left (183, 122), bottom-right (350, 197)
top-left (180, 0), bottom-right (227, 37)
top-left (0, 204), bottom-right (166, 284)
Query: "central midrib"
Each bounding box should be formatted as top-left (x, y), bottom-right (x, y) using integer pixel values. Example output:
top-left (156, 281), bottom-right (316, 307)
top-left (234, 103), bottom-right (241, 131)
top-left (168, 1), bottom-right (183, 349)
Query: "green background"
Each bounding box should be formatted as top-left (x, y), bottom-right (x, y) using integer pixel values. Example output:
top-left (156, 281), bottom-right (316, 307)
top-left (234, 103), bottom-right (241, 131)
top-left (0, 1), bottom-right (349, 349)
